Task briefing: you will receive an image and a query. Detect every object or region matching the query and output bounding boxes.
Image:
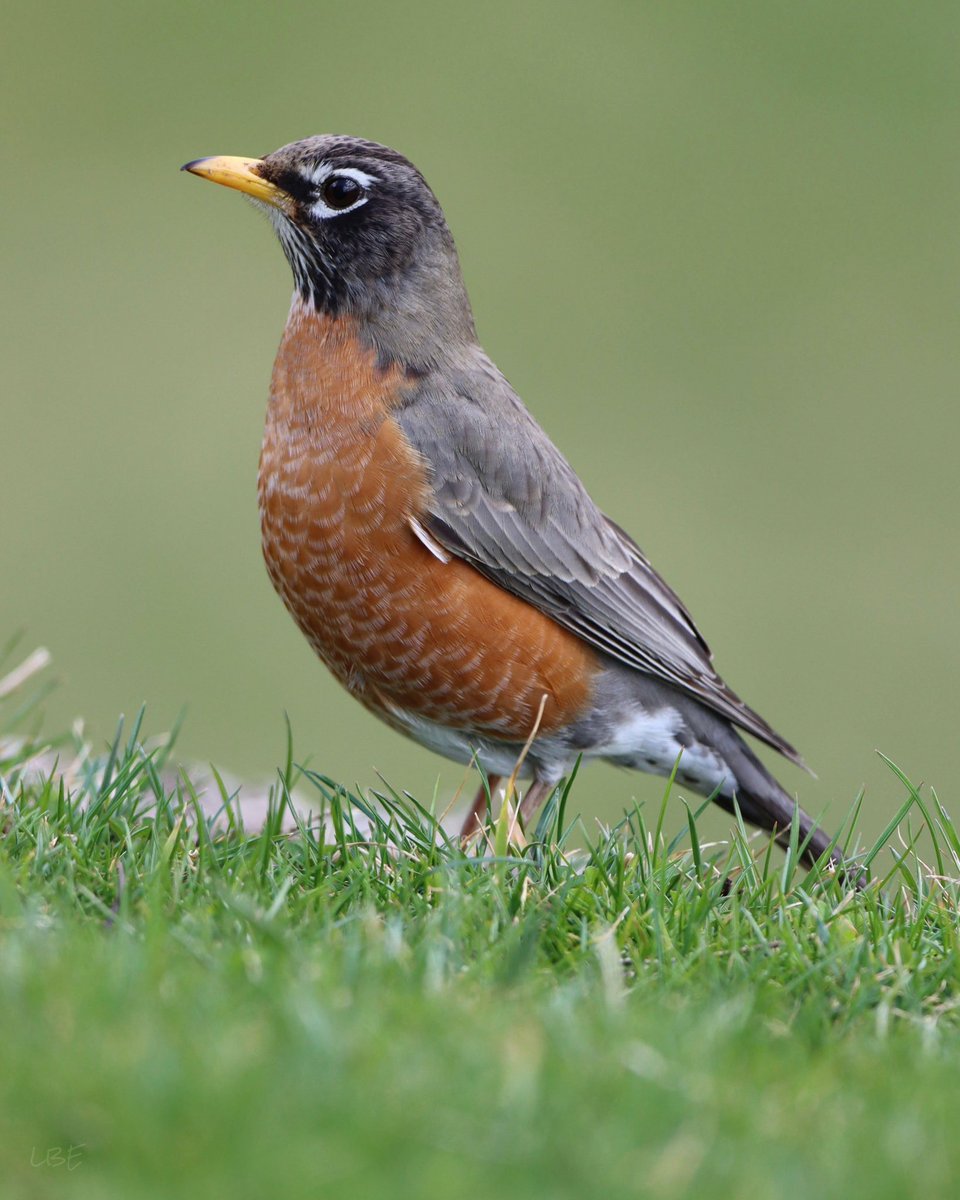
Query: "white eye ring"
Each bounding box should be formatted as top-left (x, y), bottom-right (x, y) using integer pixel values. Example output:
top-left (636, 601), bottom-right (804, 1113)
top-left (306, 165), bottom-right (378, 220)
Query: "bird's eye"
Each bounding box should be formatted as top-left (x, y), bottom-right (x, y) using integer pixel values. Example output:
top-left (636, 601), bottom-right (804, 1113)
top-left (320, 174), bottom-right (364, 210)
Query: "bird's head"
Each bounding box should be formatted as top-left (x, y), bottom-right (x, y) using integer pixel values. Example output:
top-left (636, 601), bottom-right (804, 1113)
top-left (183, 135), bottom-right (475, 363)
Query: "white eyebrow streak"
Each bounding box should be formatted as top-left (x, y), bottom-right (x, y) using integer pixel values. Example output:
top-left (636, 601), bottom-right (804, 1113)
top-left (305, 163), bottom-right (380, 189)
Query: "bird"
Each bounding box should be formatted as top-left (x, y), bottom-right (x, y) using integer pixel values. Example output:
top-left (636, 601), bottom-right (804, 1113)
top-left (182, 135), bottom-right (840, 870)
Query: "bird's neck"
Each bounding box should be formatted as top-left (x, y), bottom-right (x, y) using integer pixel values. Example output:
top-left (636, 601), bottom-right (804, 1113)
top-left (266, 298), bottom-right (412, 439)
top-left (291, 235), bottom-right (478, 374)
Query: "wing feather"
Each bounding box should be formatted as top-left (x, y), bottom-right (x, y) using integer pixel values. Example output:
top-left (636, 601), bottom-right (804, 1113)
top-left (394, 357), bottom-right (804, 767)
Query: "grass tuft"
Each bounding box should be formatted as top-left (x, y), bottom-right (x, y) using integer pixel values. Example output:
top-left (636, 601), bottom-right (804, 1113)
top-left (1, 647), bottom-right (958, 1197)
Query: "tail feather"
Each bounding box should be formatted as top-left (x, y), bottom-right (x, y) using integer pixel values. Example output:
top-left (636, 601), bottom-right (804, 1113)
top-left (719, 731), bottom-right (848, 876)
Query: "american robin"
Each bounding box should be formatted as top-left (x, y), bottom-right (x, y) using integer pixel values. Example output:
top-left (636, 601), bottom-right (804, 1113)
top-left (183, 135), bottom-right (839, 869)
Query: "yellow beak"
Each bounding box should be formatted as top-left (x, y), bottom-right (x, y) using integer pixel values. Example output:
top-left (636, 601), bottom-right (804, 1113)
top-left (181, 156), bottom-right (290, 210)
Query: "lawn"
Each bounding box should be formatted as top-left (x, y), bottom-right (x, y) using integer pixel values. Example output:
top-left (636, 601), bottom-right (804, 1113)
top-left (1, 646), bottom-right (957, 1199)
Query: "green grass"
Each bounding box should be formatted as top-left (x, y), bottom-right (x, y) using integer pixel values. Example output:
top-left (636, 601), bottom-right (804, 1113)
top-left (2, 648), bottom-right (958, 1199)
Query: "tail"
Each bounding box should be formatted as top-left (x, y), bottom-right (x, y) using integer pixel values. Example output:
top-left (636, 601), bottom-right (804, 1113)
top-left (718, 730), bottom-right (853, 880)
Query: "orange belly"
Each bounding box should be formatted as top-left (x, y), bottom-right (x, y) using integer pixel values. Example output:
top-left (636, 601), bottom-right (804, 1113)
top-left (258, 303), bottom-right (595, 740)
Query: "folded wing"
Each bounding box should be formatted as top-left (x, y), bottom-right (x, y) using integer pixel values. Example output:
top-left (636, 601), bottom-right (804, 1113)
top-left (394, 356), bottom-right (804, 767)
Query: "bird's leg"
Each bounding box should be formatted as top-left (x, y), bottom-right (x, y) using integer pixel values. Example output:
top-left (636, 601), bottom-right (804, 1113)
top-left (459, 774), bottom-right (502, 840)
top-left (517, 779), bottom-right (552, 828)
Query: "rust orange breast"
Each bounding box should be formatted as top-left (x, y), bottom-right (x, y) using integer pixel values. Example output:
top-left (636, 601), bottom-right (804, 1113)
top-left (257, 303), bottom-right (595, 739)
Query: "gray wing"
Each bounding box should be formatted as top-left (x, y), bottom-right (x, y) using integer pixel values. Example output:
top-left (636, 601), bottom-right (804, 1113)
top-left (395, 355), bottom-right (804, 767)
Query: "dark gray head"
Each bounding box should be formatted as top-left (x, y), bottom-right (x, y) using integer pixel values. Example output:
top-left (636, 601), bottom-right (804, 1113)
top-left (183, 135), bottom-right (476, 365)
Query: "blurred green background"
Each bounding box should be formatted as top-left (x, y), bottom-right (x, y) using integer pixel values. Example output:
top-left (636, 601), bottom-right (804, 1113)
top-left (3, 0), bottom-right (957, 843)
